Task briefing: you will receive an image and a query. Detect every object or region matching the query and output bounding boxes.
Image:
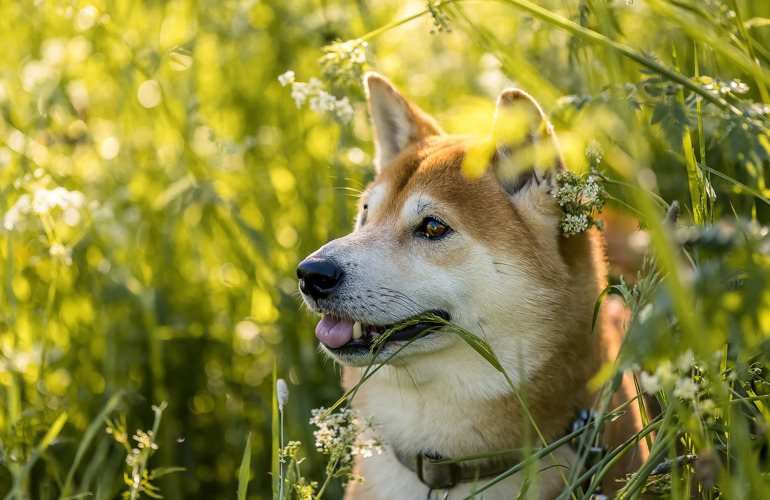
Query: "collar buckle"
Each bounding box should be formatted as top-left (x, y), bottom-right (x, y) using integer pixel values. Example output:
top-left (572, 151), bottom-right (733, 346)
top-left (416, 453), bottom-right (459, 490)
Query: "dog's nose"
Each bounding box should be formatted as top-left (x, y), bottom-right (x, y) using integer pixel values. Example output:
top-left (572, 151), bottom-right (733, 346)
top-left (296, 258), bottom-right (344, 300)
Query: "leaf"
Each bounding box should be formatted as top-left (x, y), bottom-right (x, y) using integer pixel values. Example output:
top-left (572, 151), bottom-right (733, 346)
top-left (238, 433), bottom-right (252, 500)
top-left (147, 467), bottom-right (186, 480)
top-left (592, 285), bottom-right (612, 333)
top-left (649, 101), bottom-right (668, 126)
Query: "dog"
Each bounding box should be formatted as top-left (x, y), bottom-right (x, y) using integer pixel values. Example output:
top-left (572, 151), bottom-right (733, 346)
top-left (297, 72), bottom-right (648, 499)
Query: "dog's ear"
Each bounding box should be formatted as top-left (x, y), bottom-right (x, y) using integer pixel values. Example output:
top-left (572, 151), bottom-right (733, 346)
top-left (490, 89), bottom-right (565, 236)
top-left (365, 72), bottom-right (443, 172)
top-left (490, 88), bottom-right (564, 195)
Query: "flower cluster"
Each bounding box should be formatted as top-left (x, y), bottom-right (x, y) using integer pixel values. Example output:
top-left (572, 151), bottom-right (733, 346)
top-left (280, 440), bottom-right (316, 499)
top-left (310, 407), bottom-right (383, 466)
top-left (319, 39), bottom-right (367, 87)
top-left (278, 406), bottom-right (383, 498)
top-left (696, 75), bottom-right (750, 95)
top-left (4, 186), bottom-right (85, 231)
top-left (585, 138), bottom-right (604, 165)
top-left (554, 166), bottom-right (607, 237)
top-left (279, 72), bottom-right (355, 123)
top-left (106, 403), bottom-right (176, 499)
top-left (639, 349), bottom-right (717, 414)
top-left (561, 212), bottom-right (590, 236)
top-left (427, 1), bottom-right (452, 34)
top-left (133, 429), bottom-right (159, 450)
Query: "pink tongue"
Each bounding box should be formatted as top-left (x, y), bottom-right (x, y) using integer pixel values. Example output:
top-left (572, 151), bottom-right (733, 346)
top-left (315, 315), bottom-right (355, 348)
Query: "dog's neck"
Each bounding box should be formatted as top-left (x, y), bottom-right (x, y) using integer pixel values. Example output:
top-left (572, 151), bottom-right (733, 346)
top-left (344, 343), bottom-right (595, 462)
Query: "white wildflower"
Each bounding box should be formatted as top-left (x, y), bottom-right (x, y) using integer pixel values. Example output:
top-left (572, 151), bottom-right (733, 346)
top-left (343, 39), bottom-right (366, 64)
top-left (309, 406), bottom-right (383, 470)
top-left (698, 398), bottom-right (716, 415)
top-left (640, 371), bottom-right (661, 393)
top-left (309, 91), bottom-right (337, 114)
top-left (31, 187), bottom-right (85, 214)
top-left (585, 138), bottom-right (603, 163)
top-left (353, 437), bottom-right (383, 458)
top-left (562, 212), bottom-right (589, 236)
top-left (277, 378), bottom-right (289, 411)
top-left (283, 75), bottom-right (355, 123)
top-left (555, 183), bottom-right (580, 207)
top-left (335, 97), bottom-right (354, 123)
top-left (673, 377), bottom-right (699, 400)
top-left (307, 77), bottom-right (323, 93)
top-left (278, 70), bottom-right (295, 87)
top-left (49, 242), bottom-right (73, 265)
top-left (583, 176), bottom-right (601, 203)
top-left (729, 79), bottom-right (749, 94)
top-left (290, 82), bottom-right (310, 108)
top-left (654, 360), bottom-right (677, 386)
top-left (676, 349), bottom-right (695, 372)
top-left (3, 194), bottom-right (32, 230)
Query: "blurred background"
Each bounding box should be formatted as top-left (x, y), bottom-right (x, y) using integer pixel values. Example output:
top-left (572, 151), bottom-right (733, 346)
top-left (1, 0), bottom-right (769, 498)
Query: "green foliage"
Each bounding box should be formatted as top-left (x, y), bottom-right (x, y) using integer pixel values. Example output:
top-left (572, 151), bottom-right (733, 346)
top-left (1, 0), bottom-right (769, 498)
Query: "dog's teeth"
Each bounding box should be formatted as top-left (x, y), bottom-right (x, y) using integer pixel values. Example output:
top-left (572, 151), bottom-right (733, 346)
top-left (353, 321), bottom-right (362, 339)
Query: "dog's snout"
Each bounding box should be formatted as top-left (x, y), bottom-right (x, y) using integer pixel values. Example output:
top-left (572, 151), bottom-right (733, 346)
top-left (297, 258), bottom-right (344, 300)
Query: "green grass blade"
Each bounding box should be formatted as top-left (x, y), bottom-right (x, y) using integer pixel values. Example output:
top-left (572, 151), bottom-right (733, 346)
top-left (60, 392), bottom-right (124, 499)
top-left (696, 162), bottom-right (770, 207)
top-left (5, 411), bottom-right (69, 500)
top-left (591, 285), bottom-right (612, 332)
top-left (238, 433), bottom-right (252, 500)
top-left (745, 17), bottom-right (770, 29)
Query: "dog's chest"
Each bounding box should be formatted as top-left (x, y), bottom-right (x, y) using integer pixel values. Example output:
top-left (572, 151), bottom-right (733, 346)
top-left (351, 367), bottom-right (515, 458)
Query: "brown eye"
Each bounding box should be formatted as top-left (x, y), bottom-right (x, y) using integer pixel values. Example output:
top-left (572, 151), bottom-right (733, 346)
top-left (418, 217), bottom-right (450, 240)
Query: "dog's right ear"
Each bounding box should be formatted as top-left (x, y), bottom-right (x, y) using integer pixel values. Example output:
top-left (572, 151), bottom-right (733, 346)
top-left (490, 88), bottom-right (565, 196)
top-left (365, 72), bottom-right (443, 172)
top-left (489, 89), bottom-right (566, 243)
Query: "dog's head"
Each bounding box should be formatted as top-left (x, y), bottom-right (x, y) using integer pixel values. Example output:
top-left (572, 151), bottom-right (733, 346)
top-left (298, 73), bottom-right (574, 375)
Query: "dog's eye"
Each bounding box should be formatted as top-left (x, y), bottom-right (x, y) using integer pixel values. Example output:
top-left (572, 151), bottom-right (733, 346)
top-left (360, 204), bottom-right (368, 226)
top-left (417, 217), bottom-right (449, 240)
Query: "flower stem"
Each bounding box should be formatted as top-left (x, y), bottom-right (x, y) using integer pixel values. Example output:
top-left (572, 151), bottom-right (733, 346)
top-left (278, 408), bottom-right (285, 500)
top-left (315, 458), bottom-right (336, 499)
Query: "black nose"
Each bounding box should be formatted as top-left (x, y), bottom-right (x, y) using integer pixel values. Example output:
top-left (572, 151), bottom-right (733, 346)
top-left (296, 258), bottom-right (344, 300)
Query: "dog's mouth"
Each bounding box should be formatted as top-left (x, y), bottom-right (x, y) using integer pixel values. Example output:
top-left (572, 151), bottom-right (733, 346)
top-left (315, 310), bottom-right (450, 352)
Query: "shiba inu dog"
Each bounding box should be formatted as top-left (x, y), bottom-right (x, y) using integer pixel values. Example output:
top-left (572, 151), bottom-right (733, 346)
top-left (297, 73), bottom-right (647, 499)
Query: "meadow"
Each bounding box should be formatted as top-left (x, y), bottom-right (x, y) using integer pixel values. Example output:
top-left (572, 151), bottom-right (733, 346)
top-left (1, 0), bottom-right (770, 498)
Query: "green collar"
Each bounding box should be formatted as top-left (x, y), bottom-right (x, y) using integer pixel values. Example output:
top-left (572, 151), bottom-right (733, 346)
top-left (391, 409), bottom-right (607, 492)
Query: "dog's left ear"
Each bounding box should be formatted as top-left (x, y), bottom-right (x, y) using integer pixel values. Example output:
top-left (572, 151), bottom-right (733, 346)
top-left (365, 72), bottom-right (444, 172)
top-left (489, 89), bottom-right (564, 236)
